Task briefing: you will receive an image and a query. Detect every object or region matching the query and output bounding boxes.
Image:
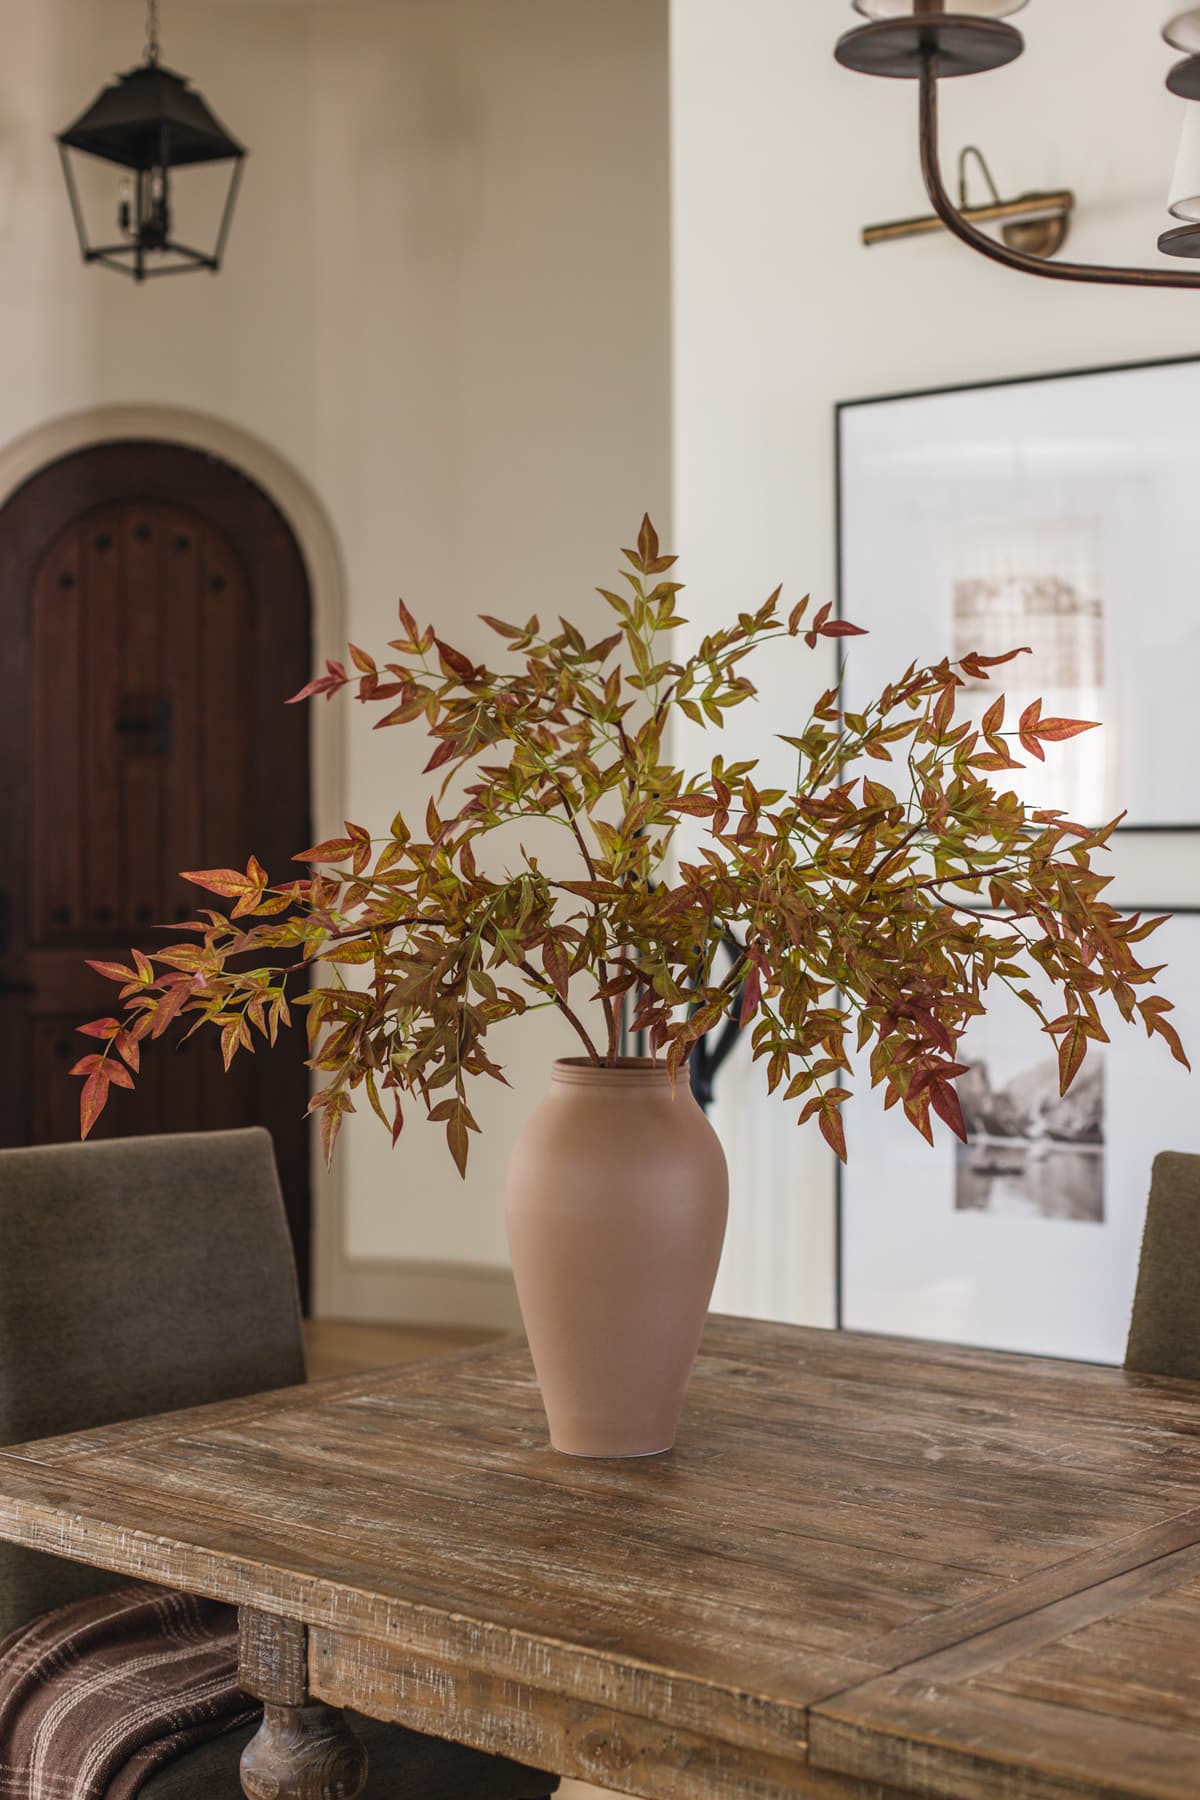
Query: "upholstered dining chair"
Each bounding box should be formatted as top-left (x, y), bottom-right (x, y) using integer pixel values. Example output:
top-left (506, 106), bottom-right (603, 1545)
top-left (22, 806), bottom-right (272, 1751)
top-left (1125, 1150), bottom-right (1200, 1381)
top-left (0, 1128), bottom-right (555, 1800)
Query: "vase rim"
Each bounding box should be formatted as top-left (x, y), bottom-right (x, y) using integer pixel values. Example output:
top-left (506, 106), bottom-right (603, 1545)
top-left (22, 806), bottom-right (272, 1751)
top-left (551, 1056), bottom-right (676, 1088)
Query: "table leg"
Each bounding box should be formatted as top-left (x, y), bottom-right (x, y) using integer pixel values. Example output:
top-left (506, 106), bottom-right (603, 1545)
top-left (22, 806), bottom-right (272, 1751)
top-left (241, 1701), bottom-right (368, 1800)
top-left (237, 1607), bottom-right (368, 1800)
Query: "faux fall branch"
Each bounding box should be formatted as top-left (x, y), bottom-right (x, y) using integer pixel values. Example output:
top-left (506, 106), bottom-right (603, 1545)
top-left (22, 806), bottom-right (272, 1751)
top-left (75, 518), bottom-right (1187, 1172)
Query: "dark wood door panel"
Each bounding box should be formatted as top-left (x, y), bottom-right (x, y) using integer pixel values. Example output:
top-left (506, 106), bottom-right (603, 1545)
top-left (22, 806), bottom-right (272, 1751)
top-left (0, 442), bottom-right (313, 1298)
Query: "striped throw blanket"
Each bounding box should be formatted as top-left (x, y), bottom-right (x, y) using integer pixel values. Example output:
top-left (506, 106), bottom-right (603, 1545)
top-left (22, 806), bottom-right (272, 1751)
top-left (0, 1583), bottom-right (258, 1800)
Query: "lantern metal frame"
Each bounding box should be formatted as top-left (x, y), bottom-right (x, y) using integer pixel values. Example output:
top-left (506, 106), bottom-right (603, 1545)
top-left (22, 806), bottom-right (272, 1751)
top-left (835, 9), bottom-right (1200, 287)
top-left (57, 54), bottom-right (245, 283)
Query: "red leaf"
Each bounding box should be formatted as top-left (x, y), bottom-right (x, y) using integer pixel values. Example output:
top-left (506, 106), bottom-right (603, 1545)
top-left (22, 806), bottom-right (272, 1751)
top-left (928, 1077), bottom-right (968, 1143)
top-left (540, 937), bottom-right (570, 1002)
top-left (447, 1109), bottom-right (470, 1178)
top-left (86, 959), bottom-right (137, 983)
top-left (423, 737), bottom-right (459, 774)
top-left (981, 695), bottom-right (1005, 736)
top-left (1018, 698), bottom-right (1046, 761)
top-left (79, 1071), bottom-right (109, 1140)
top-left (1030, 715), bottom-right (1101, 745)
top-left (151, 980), bottom-right (191, 1038)
top-left (1057, 1019), bottom-right (1089, 1093)
top-left (817, 1097), bottom-right (848, 1163)
top-left (77, 1017), bottom-right (121, 1040)
top-left (436, 639), bottom-right (476, 682)
top-left (287, 660), bottom-right (348, 704)
top-left (180, 867), bottom-right (252, 897)
top-left (819, 620), bottom-right (867, 639)
top-left (959, 646), bottom-right (1031, 679)
top-left (738, 960), bottom-right (762, 1029)
top-left (293, 838), bottom-right (357, 863)
top-left (667, 793), bottom-right (719, 816)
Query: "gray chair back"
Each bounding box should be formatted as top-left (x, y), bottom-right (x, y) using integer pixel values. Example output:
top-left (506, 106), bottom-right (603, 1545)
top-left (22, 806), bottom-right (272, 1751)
top-left (1126, 1150), bottom-right (1200, 1381)
top-left (0, 1128), bottom-right (305, 1642)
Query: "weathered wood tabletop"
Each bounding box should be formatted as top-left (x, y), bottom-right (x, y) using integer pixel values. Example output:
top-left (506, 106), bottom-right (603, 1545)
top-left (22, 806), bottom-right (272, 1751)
top-left (2, 1318), bottom-right (1200, 1800)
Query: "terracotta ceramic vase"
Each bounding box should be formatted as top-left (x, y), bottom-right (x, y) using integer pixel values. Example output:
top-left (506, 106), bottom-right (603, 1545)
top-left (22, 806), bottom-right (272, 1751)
top-left (504, 1057), bottom-right (729, 1457)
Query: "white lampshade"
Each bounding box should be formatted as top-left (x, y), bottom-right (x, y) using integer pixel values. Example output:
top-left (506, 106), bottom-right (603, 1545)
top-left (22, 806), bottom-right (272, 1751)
top-left (1164, 9), bottom-right (1200, 52)
top-left (1169, 103), bottom-right (1200, 220)
top-left (852, 0), bottom-right (1027, 16)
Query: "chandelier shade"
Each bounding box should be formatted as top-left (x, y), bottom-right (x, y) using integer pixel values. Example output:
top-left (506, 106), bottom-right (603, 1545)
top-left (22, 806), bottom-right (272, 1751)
top-left (1168, 104), bottom-right (1200, 221)
top-left (1164, 10), bottom-right (1200, 53)
top-left (851, 0), bottom-right (1027, 16)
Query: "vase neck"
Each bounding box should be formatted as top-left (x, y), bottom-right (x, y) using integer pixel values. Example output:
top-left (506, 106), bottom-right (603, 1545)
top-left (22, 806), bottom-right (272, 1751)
top-left (550, 1057), bottom-right (679, 1095)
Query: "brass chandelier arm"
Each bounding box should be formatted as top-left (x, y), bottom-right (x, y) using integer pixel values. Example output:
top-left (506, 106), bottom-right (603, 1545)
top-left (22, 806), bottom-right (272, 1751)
top-left (917, 55), bottom-right (1200, 290)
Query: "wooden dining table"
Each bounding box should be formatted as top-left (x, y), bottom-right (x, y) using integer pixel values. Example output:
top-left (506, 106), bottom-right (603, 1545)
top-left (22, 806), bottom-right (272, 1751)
top-left (1, 1316), bottom-right (1199, 1800)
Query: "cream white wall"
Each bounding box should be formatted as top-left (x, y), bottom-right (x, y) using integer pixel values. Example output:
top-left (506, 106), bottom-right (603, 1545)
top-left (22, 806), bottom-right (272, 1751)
top-left (307, 0), bottom-right (670, 1288)
top-left (0, 0), bottom-right (669, 1308)
top-left (670, 0), bottom-right (1200, 1326)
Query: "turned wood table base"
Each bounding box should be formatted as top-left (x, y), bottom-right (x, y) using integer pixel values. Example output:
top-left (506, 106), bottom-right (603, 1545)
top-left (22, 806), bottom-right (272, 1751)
top-left (239, 1609), bottom-right (367, 1800)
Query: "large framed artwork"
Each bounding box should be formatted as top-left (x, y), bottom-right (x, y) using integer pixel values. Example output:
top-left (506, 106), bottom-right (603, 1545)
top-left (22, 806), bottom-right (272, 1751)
top-left (838, 910), bottom-right (1200, 1365)
top-left (836, 357), bottom-right (1200, 1362)
top-left (836, 356), bottom-right (1200, 832)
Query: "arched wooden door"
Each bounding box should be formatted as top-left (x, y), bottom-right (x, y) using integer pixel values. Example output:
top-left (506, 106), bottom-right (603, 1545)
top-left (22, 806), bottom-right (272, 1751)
top-left (0, 442), bottom-right (313, 1298)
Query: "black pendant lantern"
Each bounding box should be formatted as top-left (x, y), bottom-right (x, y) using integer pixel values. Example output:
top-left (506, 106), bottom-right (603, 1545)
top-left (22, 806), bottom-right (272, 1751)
top-left (56, 0), bottom-right (245, 283)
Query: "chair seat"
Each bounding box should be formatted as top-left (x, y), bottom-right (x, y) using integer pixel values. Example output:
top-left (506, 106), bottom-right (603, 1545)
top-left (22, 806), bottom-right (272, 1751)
top-left (140, 1712), bottom-right (555, 1800)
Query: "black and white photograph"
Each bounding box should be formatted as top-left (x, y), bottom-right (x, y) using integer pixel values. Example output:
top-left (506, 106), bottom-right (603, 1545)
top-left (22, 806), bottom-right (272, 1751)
top-left (954, 1042), bottom-right (1105, 1224)
top-left (840, 910), bottom-right (1200, 1365)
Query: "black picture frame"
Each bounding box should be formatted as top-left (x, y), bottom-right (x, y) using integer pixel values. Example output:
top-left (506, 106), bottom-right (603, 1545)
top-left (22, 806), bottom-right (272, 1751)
top-left (834, 351), bottom-right (1200, 836)
top-left (833, 354), bottom-right (1200, 1339)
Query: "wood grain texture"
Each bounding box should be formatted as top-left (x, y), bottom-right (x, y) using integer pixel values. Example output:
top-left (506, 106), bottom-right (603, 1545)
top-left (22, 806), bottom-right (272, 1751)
top-left (810, 1543), bottom-right (1200, 1800)
top-left (1, 1320), bottom-right (1200, 1799)
top-left (240, 1703), bottom-right (368, 1800)
top-left (238, 1608), bottom-right (369, 1800)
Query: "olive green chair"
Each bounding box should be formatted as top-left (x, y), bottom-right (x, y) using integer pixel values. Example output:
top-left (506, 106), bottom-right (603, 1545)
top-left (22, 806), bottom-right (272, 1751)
top-left (1125, 1150), bottom-right (1200, 1381)
top-left (0, 1129), bottom-right (555, 1800)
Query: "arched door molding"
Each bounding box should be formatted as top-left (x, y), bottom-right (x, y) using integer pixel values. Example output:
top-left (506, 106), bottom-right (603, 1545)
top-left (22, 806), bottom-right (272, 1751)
top-left (0, 405), bottom-right (346, 1314)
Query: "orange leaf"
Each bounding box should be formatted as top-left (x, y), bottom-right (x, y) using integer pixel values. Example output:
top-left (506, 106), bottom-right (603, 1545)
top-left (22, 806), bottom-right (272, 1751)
top-left (1018, 698), bottom-right (1046, 761)
top-left (77, 1017), bottom-right (122, 1040)
top-left (79, 1071), bottom-right (109, 1140)
top-left (447, 1109), bottom-right (470, 1178)
top-left (292, 838), bottom-right (357, 863)
top-left (1031, 715), bottom-right (1101, 745)
top-left (86, 959), bottom-right (137, 983)
top-left (396, 598), bottom-right (421, 645)
top-left (1057, 1019), bottom-right (1089, 1094)
top-left (817, 1096), bottom-right (848, 1163)
top-left (180, 867), bottom-right (251, 897)
top-left (540, 937), bottom-right (570, 1002)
